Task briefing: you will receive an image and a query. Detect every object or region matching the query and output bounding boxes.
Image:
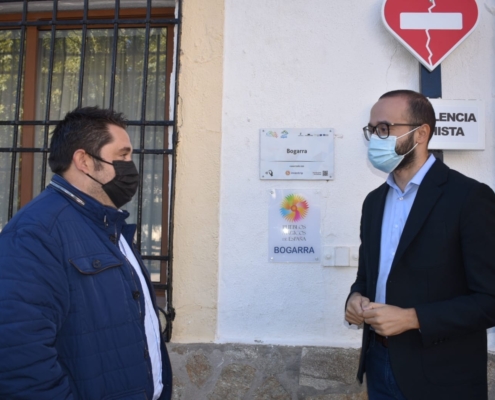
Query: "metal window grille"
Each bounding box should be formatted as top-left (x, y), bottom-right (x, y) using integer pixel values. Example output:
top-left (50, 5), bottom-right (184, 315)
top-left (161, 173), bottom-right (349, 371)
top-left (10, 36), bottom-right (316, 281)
top-left (0, 0), bottom-right (181, 341)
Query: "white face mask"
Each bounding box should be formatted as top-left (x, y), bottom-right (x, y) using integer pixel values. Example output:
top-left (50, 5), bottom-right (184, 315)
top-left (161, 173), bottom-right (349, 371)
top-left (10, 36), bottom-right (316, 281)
top-left (367, 127), bottom-right (419, 173)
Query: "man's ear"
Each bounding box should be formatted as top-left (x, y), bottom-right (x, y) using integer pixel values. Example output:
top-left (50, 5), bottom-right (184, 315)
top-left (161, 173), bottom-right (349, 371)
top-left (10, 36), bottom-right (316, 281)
top-left (72, 149), bottom-right (92, 174)
top-left (416, 124), bottom-right (430, 144)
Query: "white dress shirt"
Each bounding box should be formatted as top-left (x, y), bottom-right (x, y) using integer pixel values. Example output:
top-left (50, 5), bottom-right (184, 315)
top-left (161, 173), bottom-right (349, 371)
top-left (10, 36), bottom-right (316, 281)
top-left (119, 236), bottom-right (163, 400)
top-left (375, 154), bottom-right (436, 304)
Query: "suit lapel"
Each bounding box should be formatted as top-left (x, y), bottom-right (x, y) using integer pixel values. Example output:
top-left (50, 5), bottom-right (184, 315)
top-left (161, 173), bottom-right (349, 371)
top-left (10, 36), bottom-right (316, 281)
top-left (369, 184), bottom-right (389, 290)
top-left (391, 160), bottom-right (448, 270)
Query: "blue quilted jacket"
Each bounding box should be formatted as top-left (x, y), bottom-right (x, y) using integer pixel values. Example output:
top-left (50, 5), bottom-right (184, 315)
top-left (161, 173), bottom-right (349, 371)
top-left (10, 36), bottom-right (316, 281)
top-left (0, 174), bottom-right (172, 400)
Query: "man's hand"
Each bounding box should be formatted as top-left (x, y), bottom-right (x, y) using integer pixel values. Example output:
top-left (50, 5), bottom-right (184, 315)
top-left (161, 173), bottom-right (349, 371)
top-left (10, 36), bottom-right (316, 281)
top-left (345, 292), bottom-right (370, 326)
top-left (362, 302), bottom-right (420, 336)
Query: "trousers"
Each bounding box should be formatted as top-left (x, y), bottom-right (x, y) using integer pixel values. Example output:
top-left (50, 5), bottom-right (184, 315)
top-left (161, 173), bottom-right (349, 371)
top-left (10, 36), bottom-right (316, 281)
top-left (365, 333), bottom-right (407, 400)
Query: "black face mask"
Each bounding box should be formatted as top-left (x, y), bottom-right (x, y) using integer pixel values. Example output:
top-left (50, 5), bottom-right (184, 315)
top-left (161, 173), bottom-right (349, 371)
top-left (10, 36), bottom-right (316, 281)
top-left (86, 153), bottom-right (139, 209)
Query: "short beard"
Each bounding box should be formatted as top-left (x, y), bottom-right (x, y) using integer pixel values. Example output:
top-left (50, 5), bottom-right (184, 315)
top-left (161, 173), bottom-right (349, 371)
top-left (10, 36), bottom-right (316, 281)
top-left (395, 132), bottom-right (416, 172)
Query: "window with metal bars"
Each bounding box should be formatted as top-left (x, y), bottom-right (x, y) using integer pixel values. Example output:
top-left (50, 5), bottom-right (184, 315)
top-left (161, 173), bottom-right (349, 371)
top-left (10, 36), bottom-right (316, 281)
top-left (0, 0), bottom-right (181, 340)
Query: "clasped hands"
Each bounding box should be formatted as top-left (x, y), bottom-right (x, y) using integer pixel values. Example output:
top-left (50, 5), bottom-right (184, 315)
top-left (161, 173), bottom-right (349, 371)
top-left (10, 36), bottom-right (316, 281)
top-left (345, 292), bottom-right (420, 336)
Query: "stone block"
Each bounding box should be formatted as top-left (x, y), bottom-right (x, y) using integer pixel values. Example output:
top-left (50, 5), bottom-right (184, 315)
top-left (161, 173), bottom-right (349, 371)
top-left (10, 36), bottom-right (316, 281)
top-left (169, 344), bottom-right (188, 355)
top-left (171, 376), bottom-right (185, 400)
top-left (186, 350), bottom-right (212, 388)
top-left (254, 376), bottom-right (291, 400)
top-left (299, 347), bottom-right (360, 390)
top-left (305, 393), bottom-right (368, 400)
top-left (208, 363), bottom-right (257, 400)
top-left (488, 353), bottom-right (495, 400)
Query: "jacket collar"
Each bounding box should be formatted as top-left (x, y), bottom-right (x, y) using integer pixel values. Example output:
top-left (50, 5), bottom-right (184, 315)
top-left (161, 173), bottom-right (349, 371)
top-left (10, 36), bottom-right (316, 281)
top-left (49, 174), bottom-right (130, 233)
top-left (391, 158), bottom-right (448, 270)
top-left (368, 159), bottom-right (448, 285)
top-left (369, 182), bottom-right (389, 287)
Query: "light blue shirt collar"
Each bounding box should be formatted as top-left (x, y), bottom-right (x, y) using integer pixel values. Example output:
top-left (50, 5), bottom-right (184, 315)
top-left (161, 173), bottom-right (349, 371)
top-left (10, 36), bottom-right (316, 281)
top-left (386, 154), bottom-right (437, 196)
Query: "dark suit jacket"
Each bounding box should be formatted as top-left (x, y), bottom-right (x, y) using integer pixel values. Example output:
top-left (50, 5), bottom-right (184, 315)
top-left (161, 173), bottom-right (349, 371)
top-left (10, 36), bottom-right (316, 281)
top-left (349, 159), bottom-right (495, 400)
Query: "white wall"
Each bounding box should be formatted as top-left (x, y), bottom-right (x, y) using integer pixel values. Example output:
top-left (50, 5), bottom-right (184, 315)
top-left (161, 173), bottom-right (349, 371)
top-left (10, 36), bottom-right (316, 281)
top-left (218, 0), bottom-right (495, 348)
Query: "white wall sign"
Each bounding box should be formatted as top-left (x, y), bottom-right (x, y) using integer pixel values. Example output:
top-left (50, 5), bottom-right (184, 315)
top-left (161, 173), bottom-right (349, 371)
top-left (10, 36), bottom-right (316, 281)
top-left (428, 99), bottom-right (484, 150)
top-left (260, 128), bottom-right (334, 180)
top-left (268, 189), bottom-right (321, 263)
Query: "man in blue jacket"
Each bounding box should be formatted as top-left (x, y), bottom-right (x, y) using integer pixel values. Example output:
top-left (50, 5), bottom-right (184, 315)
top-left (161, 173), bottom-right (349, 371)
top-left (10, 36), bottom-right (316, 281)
top-left (0, 107), bottom-right (172, 399)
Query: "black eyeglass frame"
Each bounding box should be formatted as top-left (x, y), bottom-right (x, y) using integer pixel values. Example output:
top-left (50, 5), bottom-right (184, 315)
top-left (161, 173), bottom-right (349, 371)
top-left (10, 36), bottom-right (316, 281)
top-left (363, 123), bottom-right (421, 141)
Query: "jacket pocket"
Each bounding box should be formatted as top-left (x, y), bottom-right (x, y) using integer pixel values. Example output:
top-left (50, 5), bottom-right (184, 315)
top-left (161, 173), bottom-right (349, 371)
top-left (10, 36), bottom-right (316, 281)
top-left (420, 331), bottom-right (486, 386)
top-left (66, 251), bottom-right (134, 332)
top-left (102, 388), bottom-right (148, 400)
top-left (69, 253), bottom-right (123, 275)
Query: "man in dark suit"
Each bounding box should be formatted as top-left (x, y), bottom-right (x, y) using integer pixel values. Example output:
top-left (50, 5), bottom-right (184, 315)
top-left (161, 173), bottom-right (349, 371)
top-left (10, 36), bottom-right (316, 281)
top-left (345, 90), bottom-right (495, 399)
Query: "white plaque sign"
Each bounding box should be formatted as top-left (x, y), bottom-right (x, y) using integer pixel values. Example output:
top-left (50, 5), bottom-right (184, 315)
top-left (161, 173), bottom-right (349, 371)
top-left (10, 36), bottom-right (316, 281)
top-left (260, 128), bottom-right (334, 180)
top-left (268, 189), bottom-right (321, 263)
top-left (428, 99), bottom-right (484, 150)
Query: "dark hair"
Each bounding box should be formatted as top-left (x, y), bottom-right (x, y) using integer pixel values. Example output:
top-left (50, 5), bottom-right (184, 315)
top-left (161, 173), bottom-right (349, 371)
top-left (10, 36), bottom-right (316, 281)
top-left (379, 90), bottom-right (436, 141)
top-left (49, 106), bottom-right (127, 175)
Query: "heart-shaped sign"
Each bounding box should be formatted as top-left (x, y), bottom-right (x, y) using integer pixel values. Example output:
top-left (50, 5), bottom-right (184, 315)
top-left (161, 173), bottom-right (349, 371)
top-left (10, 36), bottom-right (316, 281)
top-left (382, 0), bottom-right (479, 71)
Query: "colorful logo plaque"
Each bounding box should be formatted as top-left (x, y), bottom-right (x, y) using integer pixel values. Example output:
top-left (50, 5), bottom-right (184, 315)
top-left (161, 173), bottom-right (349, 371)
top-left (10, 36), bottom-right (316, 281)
top-left (268, 189), bottom-right (321, 263)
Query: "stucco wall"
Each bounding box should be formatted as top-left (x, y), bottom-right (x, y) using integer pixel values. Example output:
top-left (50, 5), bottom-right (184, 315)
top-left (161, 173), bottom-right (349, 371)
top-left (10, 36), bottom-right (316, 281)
top-left (172, 0), bottom-right (224, 342)
top-left (172, 0), bottom-right (495, 347)
top-left (217, 0), bottom-right (495, 348)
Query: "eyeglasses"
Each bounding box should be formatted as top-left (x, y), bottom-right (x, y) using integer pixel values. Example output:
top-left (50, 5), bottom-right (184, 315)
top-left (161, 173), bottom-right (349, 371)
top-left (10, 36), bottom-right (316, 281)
top-left (363, 123), bottom-right (421, 141)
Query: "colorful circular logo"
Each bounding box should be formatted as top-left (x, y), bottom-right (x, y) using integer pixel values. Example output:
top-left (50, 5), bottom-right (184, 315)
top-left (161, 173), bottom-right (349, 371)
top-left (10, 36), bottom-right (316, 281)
top-left (280, 194), bottom-right (309, 222)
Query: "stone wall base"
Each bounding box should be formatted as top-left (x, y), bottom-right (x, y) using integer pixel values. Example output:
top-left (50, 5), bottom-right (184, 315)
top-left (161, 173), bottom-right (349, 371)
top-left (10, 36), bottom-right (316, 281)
top-left (169, 342), bottom-right (365, 399)
top-left (168, 343), bottom-right (495, 400)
